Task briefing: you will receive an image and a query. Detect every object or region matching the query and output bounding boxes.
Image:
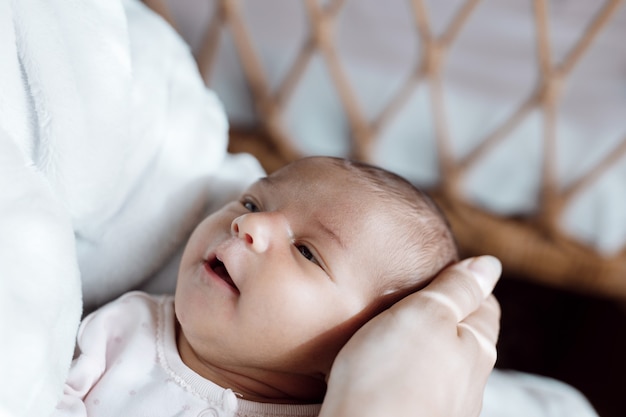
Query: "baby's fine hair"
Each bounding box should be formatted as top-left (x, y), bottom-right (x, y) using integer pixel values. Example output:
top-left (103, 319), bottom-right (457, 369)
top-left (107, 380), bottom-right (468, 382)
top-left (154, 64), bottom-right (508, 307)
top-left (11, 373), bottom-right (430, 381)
top-left (325, 157), bottom-right (459, 301)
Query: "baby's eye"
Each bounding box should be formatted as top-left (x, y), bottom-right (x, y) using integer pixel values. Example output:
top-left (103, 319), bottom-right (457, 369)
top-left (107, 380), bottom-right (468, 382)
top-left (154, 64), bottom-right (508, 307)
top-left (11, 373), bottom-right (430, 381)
top-left (242, 199), bottom-right (259, 213)
top-left (296, 244), bottom-right (319, 265)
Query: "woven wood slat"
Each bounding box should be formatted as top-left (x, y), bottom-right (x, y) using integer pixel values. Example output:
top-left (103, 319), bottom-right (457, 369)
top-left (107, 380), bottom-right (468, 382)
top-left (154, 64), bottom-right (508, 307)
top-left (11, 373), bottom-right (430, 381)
top-left (145, 0), bottom-right (626, 300)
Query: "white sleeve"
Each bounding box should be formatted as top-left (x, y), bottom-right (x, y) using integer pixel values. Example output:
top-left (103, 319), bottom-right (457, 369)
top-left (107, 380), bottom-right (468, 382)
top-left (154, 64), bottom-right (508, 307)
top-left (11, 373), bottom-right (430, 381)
top-left (50, 294), bottom-right (135, 416)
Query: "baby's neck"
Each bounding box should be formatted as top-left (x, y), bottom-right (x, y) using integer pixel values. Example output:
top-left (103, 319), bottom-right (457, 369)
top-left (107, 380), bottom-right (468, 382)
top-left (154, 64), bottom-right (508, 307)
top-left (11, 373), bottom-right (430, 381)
top-left (176, 328), bottom-right (326, 404)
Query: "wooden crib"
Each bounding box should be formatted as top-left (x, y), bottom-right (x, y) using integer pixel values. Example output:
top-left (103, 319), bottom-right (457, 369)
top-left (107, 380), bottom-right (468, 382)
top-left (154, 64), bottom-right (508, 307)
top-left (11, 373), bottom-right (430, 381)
top-left (144, 0), bottom-right (626, 301)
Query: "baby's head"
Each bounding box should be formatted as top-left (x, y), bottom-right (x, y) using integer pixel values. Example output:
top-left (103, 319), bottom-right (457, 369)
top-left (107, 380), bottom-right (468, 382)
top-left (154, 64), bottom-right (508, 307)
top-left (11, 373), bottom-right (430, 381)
top-left (175, 156), bottom-right (458, 400)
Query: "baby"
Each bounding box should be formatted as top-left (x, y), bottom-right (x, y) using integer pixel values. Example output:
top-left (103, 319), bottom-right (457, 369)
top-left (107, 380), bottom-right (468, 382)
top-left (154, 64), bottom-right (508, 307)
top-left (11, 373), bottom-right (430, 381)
top-left (53, 156), bottom-right (458, 416)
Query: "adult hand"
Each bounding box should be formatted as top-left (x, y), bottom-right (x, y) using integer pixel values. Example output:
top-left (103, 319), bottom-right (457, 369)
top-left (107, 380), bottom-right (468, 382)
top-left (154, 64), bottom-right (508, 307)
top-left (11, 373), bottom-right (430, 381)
top-left (320, 255), bottom-right (502, 417)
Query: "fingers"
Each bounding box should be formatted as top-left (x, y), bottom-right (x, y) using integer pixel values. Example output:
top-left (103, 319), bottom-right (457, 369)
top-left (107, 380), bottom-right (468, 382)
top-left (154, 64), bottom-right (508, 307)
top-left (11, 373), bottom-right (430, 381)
top-left (419, 255), bottom-right (502, 323)
top-left (465, 256), bottom-right (502, 297)
top-left (458, 295), bottom-right (501, 359)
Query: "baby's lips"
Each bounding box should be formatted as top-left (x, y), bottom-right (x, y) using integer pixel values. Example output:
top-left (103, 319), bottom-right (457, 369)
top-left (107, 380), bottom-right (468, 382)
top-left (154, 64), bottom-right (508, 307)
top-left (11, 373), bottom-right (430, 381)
top-left (204, 255), bottom-right (240, 294)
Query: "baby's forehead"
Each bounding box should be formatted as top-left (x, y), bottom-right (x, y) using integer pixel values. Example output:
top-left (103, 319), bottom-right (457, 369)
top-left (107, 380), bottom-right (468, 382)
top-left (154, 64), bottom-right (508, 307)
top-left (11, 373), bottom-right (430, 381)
top-left (257, 161), bottom-right (349, 196)
top-left (255, 159), bottom-right (405, 222)
top-left (268, 157), bottom-right (346, 181)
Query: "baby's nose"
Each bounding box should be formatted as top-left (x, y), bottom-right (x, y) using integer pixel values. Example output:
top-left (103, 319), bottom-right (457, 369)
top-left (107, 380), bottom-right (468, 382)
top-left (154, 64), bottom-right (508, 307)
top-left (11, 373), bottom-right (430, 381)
top-left (231, 213), bottom-right (288, 253)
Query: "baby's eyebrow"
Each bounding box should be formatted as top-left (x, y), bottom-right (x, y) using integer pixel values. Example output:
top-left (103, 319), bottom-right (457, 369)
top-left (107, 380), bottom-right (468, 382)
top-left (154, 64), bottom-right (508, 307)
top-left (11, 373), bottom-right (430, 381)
top-left (314, 218), bottom-right (345, 250)
top-left (259, 176), bottom-right (276, 186)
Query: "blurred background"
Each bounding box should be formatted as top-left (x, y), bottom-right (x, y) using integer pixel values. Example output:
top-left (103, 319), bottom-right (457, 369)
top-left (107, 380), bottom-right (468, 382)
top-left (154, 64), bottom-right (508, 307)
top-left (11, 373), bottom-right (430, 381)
top-left (145, 1), bottom-right (626, 415)
top-left (495, 274), bottom-right (626, 417)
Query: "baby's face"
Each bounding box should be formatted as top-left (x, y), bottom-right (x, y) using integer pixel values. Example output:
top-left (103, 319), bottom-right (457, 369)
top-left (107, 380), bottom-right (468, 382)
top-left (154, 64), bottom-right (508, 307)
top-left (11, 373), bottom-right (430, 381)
top-left (175, 158), bottom-right (396, 380)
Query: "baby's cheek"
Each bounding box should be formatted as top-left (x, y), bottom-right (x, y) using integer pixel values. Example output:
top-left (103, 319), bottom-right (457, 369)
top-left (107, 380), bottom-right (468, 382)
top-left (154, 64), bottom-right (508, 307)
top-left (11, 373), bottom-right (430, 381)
top-left (174, 294), bottom-right (193, 325)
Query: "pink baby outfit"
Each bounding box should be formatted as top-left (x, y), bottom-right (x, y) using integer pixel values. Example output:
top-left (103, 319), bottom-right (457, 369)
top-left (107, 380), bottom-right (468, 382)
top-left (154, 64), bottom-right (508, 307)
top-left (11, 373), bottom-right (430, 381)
top-left (52, 291), bottom-right (321, 417)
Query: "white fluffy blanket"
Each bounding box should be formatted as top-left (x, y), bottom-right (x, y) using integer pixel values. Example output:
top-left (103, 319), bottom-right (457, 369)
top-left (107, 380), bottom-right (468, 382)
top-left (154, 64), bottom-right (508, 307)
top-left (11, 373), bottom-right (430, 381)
top-left (0, 0), bottom-right (262, 416)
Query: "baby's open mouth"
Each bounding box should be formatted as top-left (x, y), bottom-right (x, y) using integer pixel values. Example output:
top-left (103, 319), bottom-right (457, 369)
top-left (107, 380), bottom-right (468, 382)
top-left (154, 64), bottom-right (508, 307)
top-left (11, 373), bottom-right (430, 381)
top-left (205, 257), bottom-right (239, 294)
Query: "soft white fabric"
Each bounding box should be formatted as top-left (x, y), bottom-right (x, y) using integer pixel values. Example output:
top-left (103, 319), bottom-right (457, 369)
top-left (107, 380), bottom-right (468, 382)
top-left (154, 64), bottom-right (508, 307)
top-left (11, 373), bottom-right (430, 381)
top-left (52, 291), bottom-right (321, 417)
top-left (482, 370), bottom-right (599, 417)
top-left (0, 1), bottom-right (263, 416)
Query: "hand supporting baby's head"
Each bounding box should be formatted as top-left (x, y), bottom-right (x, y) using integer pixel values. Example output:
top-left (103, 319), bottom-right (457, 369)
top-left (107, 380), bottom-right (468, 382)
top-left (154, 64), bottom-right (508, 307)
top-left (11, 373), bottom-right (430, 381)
top-left (174, 156), bottom-right (458, 403)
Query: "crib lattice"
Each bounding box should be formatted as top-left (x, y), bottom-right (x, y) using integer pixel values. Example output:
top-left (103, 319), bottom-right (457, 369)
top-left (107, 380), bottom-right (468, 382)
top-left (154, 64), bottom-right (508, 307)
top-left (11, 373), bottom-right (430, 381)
top-left (144, 0), bottom-right (626, 299)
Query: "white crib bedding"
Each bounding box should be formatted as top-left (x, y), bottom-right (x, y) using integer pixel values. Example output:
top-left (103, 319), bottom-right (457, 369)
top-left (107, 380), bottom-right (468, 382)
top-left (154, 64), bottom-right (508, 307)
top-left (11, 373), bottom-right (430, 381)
top-left (0, 1), bottom-right (599, 416)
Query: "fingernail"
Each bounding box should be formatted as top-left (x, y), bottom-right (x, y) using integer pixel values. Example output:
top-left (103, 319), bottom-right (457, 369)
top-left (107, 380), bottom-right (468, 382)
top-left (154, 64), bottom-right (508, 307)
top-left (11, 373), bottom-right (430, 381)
top-left (467, 255), bottom-right (502, 296)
